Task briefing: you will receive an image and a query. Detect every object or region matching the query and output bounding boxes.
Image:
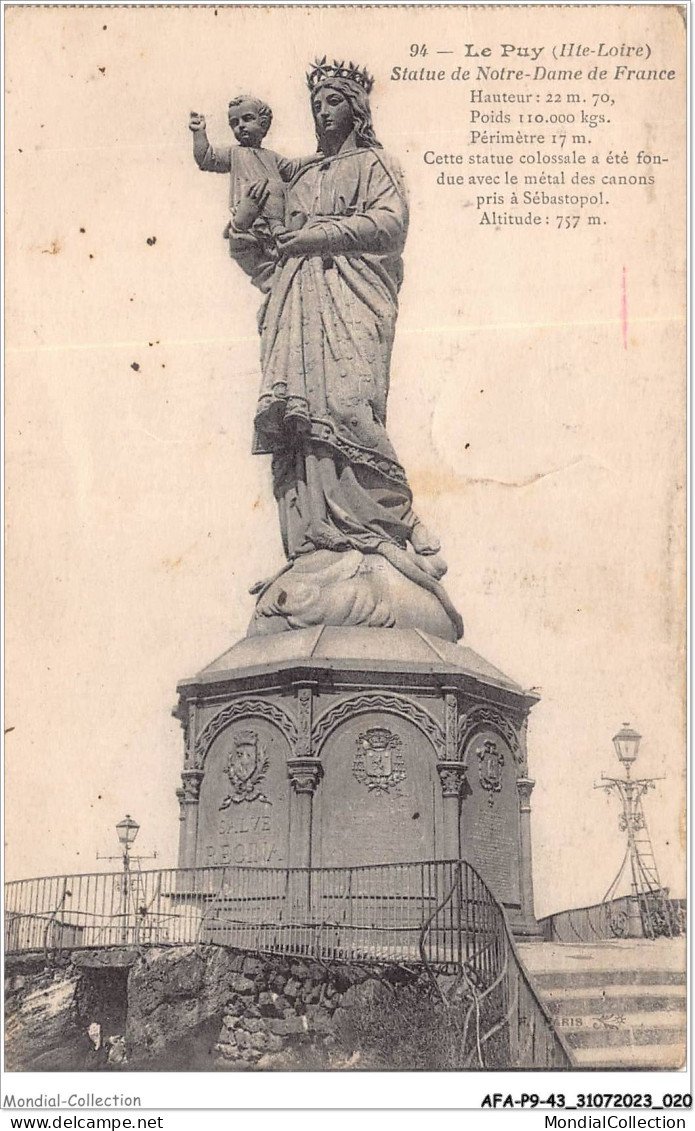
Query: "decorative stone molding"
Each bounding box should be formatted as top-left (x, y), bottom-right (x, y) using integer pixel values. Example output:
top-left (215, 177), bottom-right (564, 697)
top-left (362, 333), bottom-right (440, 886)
top-left (287, 758), bottom-right (324, 795)
top-left (194, 698), bottom-right (298, 768)
top-left (443, 689), bottom-right (459, 762)
top-left (220, 731), bottom-right (271, 809)
top-left (172, 696), bottom-right (202, 769)
top-left (353, 728), bottom-right (406, 795)
top-left (517, 715), bottom-right (530, 774)
top-left (436, 761), bottom-right (469, 798)
top-left (476, 738), bottom-right (505, 807)
top-left (294, 683), bottom-right (315, 759)
top-left (181, 769), bottom-right (204, 799)
top-left (312, 692), bottom-right (445, 759)
top-left (177, 770), bottom-right (204, 817)
top-left (516, 777), bottom-right (536, 810)
top-left (186, 699), bottom-right (201, 766)
top-left (458, 706), bottom-right (524, 769)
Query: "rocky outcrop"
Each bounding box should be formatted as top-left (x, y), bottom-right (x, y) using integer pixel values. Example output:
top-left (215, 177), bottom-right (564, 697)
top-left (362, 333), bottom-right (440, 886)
top-left (5, 956), bottom-right (85, 1071)
top-left (126, 947), bottom-right (250, 1063)
top-left (5, 947), bottom-right (434, 1071)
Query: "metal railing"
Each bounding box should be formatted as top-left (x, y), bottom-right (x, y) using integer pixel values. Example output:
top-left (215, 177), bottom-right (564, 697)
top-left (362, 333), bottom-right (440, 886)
top-left (4, 860), bottom-right (497, 962)
top-left (5, 859), bottom-right (572, 1069)
top-left (538, 892), bottom-right (687, 943)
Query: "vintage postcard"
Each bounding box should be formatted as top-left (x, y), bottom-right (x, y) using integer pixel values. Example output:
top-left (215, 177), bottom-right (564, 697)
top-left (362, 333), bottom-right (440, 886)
top-left (3, 0), bottom-right (687, 1107)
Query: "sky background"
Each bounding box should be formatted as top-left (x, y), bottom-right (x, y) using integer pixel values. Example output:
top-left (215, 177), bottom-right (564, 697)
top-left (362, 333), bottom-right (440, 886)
top-left (4, 4), bottom-right (686, 916)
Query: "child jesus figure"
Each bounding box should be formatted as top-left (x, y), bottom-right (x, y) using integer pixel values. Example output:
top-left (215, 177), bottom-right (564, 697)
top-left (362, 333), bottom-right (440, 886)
top-left (190, 96), bottom-right (309, 284)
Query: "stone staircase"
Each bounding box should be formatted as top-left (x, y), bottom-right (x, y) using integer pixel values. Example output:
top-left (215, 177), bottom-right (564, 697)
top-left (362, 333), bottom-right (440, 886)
top-left (517, 939), bottom-right (686, 1069)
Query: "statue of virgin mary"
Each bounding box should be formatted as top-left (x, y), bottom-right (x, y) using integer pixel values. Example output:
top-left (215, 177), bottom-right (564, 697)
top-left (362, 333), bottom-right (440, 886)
top-left (229, 60), bottom-right (463, 641)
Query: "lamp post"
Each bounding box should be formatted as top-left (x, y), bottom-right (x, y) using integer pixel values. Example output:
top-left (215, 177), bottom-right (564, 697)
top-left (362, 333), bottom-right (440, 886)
top-left (97, 815), bottom-right (157, 944)
top-left (115, 815), bottom-right (139, 943)
top-left (595, 725), bottom-right (665, 939)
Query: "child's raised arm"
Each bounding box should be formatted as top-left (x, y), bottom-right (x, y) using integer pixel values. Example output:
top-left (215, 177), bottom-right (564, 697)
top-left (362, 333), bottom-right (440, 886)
top-left (189, 111), bottom-right (231, 173)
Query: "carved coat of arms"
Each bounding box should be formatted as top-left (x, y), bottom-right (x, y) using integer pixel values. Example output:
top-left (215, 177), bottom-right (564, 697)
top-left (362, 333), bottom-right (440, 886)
top-left (353, 727), bottom-right (406, 794)
top-left (220, 730), bottom-right (271, 808)
top-left (476, 738), bottom-right (504, 805)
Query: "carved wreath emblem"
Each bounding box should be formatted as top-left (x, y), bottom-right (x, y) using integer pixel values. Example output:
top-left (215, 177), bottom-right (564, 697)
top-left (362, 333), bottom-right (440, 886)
top-left (477, 738), bottom-right (504, 806)
top-left (353, 727), bottom-right (406, 794)
top-left (220, 730), bottom-right (271, 808)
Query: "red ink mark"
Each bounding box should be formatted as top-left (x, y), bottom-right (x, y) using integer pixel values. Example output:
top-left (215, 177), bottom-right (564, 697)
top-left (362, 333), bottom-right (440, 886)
top-left (621, 266), bottom-right (628, 350)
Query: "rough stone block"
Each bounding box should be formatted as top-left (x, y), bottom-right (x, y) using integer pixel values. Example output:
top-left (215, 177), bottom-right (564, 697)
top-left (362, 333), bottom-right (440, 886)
top-left (215, 1041), bottom-right (237, 1058)
top-left (283, 978), bottom-right (301, 999)
top-left (340, 978), bottom-right (393, 1011)
top-left (304, 1005), bottom-right (334, 1034)
top-left (229, 974), bottom-right (256, 995)
top-left (332, 967), bottom-right (365, 993)
top-left (267, 1016), bottom-right (309, 1036)
top-left (258, 991), bottom-right (283, 1017)
top-left (71, 948), bottom-right (139, 970)
top-left (239, 1017), bottom-right (265, 1034)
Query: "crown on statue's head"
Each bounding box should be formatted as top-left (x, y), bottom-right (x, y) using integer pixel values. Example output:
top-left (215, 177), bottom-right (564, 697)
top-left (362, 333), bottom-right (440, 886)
top-left (307, 57), bottom-right (374, 94)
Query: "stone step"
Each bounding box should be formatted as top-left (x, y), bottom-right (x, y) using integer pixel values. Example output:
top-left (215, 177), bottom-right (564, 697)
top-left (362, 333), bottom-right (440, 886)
top-left (517, 939), bottom-right (686, 1071)
top-left (532, 969), bottom-right (686, 989)
top-left (562, 1012), bottom-right (686, 1050)
top-left (572, 1042), bottom-right (686, 1070)
top-left (556, 1009), bottom-right (687, 1036)
top-left (541, 983), bottom-right (686, 1016)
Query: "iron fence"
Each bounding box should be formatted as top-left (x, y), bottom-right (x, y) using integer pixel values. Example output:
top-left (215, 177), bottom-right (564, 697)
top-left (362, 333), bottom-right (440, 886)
top-left (538, 892), bottom-right (686, 943)
top-left (5, 859), bottom-right (572, 1069)
top-left (4, 860), bottom-right (496, 962)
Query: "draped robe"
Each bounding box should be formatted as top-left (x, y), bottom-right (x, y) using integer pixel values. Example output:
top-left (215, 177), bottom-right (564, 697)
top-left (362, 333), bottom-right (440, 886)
top-left (242, 144), bottom-right (419, 560)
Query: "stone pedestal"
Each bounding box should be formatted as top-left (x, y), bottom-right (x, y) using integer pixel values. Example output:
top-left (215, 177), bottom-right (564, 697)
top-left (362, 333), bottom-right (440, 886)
top-left (174, 627), bottom-right (542, 936)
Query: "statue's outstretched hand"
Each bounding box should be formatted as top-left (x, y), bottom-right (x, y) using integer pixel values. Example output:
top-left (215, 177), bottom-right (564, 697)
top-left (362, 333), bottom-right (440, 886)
top-left (234, 180), bottom-right (270, 232)
top-left (189, 111), bottom-right (207, 132)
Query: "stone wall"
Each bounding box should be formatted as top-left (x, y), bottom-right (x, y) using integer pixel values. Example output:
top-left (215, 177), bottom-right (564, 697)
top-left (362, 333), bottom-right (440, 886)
top-left (5, 947), bottom-right (442, 1072)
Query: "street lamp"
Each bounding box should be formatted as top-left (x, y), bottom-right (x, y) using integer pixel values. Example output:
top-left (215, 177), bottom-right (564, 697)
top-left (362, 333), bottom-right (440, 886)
top-left (595, 725), bottom-right (666, 939)
top-left (97, 815), bottom-right (156, 944)
top-left (116, 814), bottom-right (140, 856)
top-left (612, 723), bottom-right (642, 773)
top-left (115, 815), bottom-right (139, 943)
